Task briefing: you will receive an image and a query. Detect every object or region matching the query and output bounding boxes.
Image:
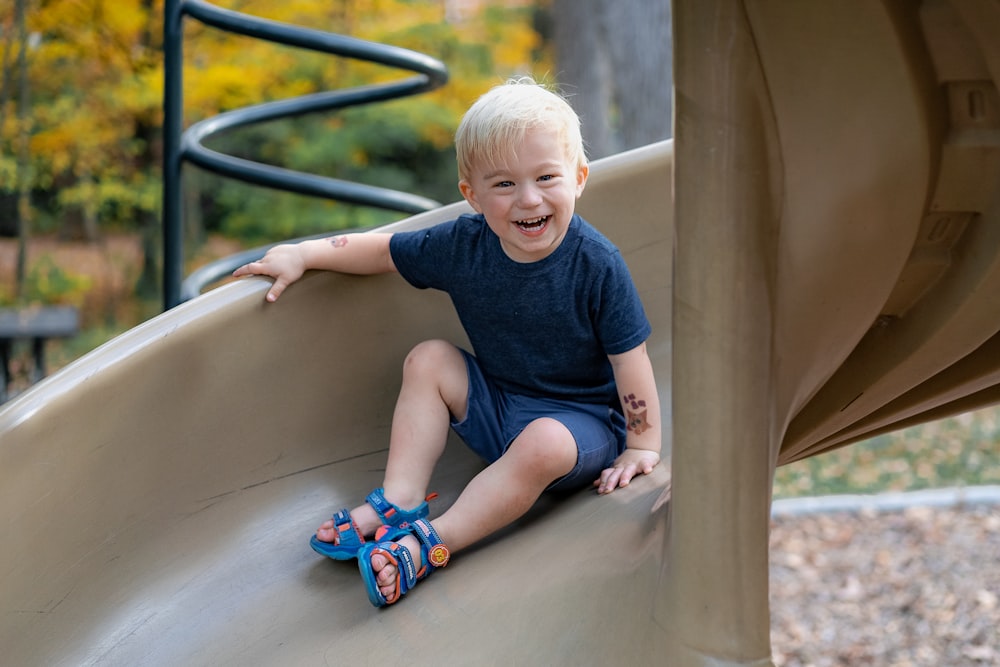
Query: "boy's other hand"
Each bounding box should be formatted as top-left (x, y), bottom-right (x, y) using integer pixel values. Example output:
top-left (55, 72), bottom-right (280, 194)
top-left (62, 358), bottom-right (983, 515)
top-left (594, 447), bottom-right (660, 495)
top-left (232, 244), bottom-right (306, 302)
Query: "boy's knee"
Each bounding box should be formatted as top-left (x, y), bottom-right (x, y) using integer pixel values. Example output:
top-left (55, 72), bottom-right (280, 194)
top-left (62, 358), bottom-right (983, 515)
top-left (509, 418), bottom-right (577, 474)
top-left (401, 342), bottom-right (468, 416)
top-left (404, 340), bottom-right (462, 375)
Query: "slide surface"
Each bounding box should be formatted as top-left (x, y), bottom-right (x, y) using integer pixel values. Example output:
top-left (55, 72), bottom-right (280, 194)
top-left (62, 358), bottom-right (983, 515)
top-left (0, 144), bottom-right (672, 666)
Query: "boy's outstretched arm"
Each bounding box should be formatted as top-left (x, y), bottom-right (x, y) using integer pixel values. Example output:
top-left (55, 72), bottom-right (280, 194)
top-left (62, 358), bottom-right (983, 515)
top-left (232, 233), bottom-right (396, 302)
top-left (596, 342), bottom-right (663, 494)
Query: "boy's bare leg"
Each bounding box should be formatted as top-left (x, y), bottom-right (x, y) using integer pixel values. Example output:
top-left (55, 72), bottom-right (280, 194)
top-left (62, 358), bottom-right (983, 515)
top-left (369, 417), bottom-right (578, 600)
top-left (315, 340), bottom-right (469, 542)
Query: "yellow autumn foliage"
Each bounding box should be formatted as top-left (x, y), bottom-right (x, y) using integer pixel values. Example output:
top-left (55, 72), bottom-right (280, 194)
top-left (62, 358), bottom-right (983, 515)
top-left (2, 0), bottom-right (550, 232)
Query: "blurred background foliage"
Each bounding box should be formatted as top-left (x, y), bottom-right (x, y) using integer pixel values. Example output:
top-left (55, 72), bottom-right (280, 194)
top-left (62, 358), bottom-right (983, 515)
top-left (1, 0), bottom-right (550, 264)
top-left (2, 0), bottom-right (670, 310)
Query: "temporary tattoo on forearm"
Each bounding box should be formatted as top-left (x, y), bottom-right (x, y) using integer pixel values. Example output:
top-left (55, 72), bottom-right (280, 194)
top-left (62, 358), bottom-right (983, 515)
top-left (623, 393), bottom-right (651, 435)
top-left (329, 236), bottom-right (348, 248)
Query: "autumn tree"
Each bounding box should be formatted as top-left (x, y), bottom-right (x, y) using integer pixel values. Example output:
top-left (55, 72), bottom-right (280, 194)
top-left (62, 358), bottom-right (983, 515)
top-left (1, 0), bottom-right (164, 239)
top-left (0, 0), bottom-right (31, 298)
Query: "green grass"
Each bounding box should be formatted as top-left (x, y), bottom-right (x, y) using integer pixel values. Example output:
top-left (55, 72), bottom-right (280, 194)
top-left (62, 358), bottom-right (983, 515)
top-left (773, 406), bottom-right (1000, 498)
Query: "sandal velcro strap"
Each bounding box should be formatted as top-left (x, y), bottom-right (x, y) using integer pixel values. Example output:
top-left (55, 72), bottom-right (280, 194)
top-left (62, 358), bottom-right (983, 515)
top-left (411, 519), bottom-right (450, 568)
top-left (388, 541), bottom-right (420, 591)
top-left (309, 508), bottom-right (364, 560)
top-left (333, 509), bottom-right (359, 541)
top-left (366, 488), bottom-right (437, 527)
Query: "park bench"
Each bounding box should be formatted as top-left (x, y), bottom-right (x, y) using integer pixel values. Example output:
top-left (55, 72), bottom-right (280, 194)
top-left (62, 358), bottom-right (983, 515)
top-left (0, 306), bottom-right (79, 403)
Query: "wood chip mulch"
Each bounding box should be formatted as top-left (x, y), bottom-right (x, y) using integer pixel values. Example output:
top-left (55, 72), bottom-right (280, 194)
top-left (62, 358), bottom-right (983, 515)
top-left (769, 504), bottom-right (1000, 666)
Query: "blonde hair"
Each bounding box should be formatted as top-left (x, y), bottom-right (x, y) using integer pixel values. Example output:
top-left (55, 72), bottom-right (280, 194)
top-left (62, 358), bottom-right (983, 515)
top-left (455, 77), bottom-right (587, 181)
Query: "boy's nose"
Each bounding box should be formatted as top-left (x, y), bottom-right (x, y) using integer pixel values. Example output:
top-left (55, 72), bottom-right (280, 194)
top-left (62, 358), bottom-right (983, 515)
top-left (517, 184), bottom-right (543, 207)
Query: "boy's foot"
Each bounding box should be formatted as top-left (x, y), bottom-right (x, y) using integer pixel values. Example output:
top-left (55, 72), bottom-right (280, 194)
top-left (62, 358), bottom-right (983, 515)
top-left (369, 534), bottom-right (422, 602)
top-left (310, 488), bottom-right (436, 561)
top-left (315, 503), bottom-right (380, 543)
top-left (359, 519), bottom-right (450, 607)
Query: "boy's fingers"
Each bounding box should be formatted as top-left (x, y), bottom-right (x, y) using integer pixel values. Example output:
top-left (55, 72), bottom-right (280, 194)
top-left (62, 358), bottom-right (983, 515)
top-left (233, 260), bottom-right (266, 278)
top-left (595, 454), bottom-right (661, 493)
top-left (595, 468), bottom-right (616, 492)
top-left (265, 278), bottom-right (292, 302)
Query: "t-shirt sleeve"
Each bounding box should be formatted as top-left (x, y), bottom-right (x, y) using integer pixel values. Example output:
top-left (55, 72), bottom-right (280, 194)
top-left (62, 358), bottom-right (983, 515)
top-left (593, 251), bottom-right (652, 355)
top-left (389, 221), bottom-right (461, 291)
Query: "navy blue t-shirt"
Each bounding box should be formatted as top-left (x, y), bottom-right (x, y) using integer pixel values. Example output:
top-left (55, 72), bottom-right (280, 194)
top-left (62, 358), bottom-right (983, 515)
top-left (389, 213), bottom-right (651, 406)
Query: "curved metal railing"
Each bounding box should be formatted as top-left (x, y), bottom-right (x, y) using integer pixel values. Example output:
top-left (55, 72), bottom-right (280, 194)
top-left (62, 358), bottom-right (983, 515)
top-left (162, 0), bottom-right (449, 308)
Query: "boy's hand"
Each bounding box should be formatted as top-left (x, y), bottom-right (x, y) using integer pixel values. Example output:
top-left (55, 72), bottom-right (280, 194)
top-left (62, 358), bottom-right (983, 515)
top-left (594, 447), bottom-right (660, 494)
top-left (232, 244), bottom-right (306, 302)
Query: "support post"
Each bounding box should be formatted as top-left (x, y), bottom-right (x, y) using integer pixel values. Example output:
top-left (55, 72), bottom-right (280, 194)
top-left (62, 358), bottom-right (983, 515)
top-left (658, 1), bottom-right (780, 664)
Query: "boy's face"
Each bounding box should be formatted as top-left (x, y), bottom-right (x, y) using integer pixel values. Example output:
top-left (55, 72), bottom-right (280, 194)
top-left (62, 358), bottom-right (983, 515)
top-left (458, 127), bottom-right (588, 263)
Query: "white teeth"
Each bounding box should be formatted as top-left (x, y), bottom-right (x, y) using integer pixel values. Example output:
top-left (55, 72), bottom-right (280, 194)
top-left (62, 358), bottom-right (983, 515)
top-left (516, 216), bottom-right (548, 228)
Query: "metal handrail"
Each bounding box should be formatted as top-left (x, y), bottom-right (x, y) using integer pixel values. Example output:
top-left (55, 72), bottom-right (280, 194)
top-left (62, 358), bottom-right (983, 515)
top-left (162, 0), bottom-right (449, 309)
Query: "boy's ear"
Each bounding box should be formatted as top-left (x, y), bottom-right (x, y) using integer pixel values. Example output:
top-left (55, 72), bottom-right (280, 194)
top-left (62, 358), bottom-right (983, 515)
top-left (575, 163), bottom-right (590, 197)
top-left (459, 179), bottom-right (482, 212)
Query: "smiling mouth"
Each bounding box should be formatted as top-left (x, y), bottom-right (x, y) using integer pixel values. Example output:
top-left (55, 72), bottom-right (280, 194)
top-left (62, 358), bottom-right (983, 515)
top-left (514, 215), bottom-right (550, 231)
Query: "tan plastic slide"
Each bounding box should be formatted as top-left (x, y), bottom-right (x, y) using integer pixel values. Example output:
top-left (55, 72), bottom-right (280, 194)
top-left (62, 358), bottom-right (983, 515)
top-left (2, 1), bottom-right (999, 664)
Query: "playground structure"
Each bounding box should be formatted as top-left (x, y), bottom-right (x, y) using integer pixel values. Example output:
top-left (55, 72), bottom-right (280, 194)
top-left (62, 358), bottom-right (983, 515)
top-left (2, 0), bottom-right (1000, 664)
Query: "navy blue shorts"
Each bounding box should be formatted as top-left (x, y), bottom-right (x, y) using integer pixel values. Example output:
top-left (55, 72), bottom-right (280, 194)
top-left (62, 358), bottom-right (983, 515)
top-left (450, 349), bottom-right (627, 493)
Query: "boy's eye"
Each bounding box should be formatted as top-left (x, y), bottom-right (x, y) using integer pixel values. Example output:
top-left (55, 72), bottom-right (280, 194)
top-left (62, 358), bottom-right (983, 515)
top-left (495, 180), bottom-right (514, 188)
top-left (538, 174), bottom-right (554, 182)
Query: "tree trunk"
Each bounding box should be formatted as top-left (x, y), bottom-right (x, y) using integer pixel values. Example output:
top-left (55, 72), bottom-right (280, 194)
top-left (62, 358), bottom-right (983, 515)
top-left (134, 0), bottom-right (160, 300)
top-left (551, 0), bottom-right (672, 159)
top-left (553, 0), bottom-right (615, 157)
top-left (14, 0), bottom-right (30, 301)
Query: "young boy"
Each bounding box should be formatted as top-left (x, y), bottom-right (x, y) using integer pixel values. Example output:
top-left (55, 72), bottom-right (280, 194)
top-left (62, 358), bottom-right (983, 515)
top-left (233, 78), bottom-right (662, 607)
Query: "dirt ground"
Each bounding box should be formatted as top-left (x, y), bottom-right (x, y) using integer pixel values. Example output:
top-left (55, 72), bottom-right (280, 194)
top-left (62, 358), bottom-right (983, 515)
top-left (769, 503), bottom-right (1000, 666)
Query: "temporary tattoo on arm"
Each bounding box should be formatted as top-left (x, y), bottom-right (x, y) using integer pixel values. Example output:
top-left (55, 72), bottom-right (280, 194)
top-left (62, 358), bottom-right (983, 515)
top-left (623, 393), bottom-right (650, 435)
top-left (328, 236), bottom-right (348, 248)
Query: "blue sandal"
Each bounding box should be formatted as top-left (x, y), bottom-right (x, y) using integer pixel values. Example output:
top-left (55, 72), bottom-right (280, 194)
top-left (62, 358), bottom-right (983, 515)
top-left (309, 488), bottom-right (436, 560)
top-left (358, 518), bottom-right (450, 607)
